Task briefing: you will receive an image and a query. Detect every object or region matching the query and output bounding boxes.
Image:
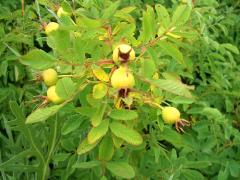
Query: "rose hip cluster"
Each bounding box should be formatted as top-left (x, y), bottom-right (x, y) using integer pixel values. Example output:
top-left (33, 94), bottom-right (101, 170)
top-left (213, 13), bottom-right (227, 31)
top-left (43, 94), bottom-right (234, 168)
top-left (110, 44), bottom-right (135, 98)
top-left (42, 8), bottom-right (190, 132)
top-left (110, 44), bottom-right (190, 132)
top-left (42, 68), bottom-right (63, 104)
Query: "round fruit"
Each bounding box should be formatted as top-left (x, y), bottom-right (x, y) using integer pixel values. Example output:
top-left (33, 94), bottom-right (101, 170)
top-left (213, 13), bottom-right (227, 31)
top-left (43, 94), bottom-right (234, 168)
top-left (111, 66), bottom-right (135, 89)
top-left (57, 7), bottom-right (70, 17)
top-left (42, 68), bottom-right (58, 86)
top-left (162, 107), bottom-right (180, 124)
top-left (112, 44), bottom-right (135, 63)
top-left (47, 86), bottom-right (63, 104)
top-left (45, 22), bottom-right (59, 35)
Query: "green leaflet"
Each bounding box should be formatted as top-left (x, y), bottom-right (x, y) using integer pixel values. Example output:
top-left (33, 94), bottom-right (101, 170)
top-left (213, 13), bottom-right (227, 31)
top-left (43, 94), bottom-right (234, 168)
top-left (110, 122), bottom-right (142, 146)
top-left (87, 120), bottom-right (109, 144)
top-left (20, 49), bottom-right (55, 70)
top-left (157, 41), bottom-right (184, 65)
top-left (26, 105), bottom-right (64, 124)
top-left (91, 103), bottom-right (107, 127)
top-left (151, 79), bottom-right (193, 98)
top-left (172, 4), bottom-right (192, 26)
top-left (109, 109), bottom-right (138, 121)
top-left (155, 4), bottom-right (170, 28)
top-left (56, 77), bottom-right (76, 99)
top-left (102, 1), bottom-right (120, 19)
top-left (140, 57), bottom-right (157, 78)
top-left (98, 136), bottom-right (114, 161)
top-left (141, 5), bottom-right (156, 42)
top-left (93, 83), bottom-right (108, 99)
top-left (77, 138), bottom-right (99, 155)
top-left (112, 135), bottom-right (124, 148)
top-left (73, 161), bottom-right (100, 169)
top-left (106, 162), bottom-right (135, 179)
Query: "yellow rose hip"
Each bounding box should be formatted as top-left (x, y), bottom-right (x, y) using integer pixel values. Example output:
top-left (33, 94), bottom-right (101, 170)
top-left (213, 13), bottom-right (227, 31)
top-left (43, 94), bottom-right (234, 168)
top-left (162, 107), bottom-right (180, 124)
top-left (45, 22), bottom-right (59, 35)
top-left (111, 66), bottom-right (135, 89)
top-left (112, 44), bottom-right (135, 64)
top-left (42, 68), bottom-right (58, 86)
top-left (47, 86), bottom-right (63, 104)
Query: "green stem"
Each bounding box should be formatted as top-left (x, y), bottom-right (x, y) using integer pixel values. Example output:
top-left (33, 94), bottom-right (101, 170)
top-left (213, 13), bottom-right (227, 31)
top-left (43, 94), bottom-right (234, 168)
top-left (58, 74), bottom-right (84, 78)
top-left (41, 114), bottom-right (58, 180)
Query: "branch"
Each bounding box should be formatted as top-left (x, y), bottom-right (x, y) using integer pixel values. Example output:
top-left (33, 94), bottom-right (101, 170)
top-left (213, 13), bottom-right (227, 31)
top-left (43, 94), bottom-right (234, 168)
top-left (21, 0), bottom-right (24, 16)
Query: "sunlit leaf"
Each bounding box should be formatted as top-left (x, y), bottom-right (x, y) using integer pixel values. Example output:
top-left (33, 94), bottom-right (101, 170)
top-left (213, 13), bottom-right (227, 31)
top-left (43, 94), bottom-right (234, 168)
top-left (141, 5), bottom-right (156, 42)
top-left (93, 83), bottom-right (108, 99)
top-left (109, 109), bottom-right (138, 121)
top-left (92, 65), bottom-right (110, 82)
top-left (88, 120), bottom-right (109, 144)
top-left (77, 138), bottom-right (99, 155)
top-left (91, 103), bottom-right (107, 127)
top-left (110, 122), bottom-right (142, 145)
top-left (172, 4), bottom-right (192, 26)
top-left (26, 105), bottom-right (64, 124)
top-left (20, 49), bottom-right (55, 70)
top-left (151, 79), bottom-right (193, 98)
top-left (155, 4), bottom-right (170, 28)
top-left (56, 77), bottom-right (76, 99)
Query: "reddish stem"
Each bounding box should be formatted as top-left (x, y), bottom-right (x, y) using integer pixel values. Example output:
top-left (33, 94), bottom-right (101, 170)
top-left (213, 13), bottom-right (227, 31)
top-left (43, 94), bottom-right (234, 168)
top-left (97, 60), bottom-right (114, 66)
top-left (21, 0), bottom-right (24, 16)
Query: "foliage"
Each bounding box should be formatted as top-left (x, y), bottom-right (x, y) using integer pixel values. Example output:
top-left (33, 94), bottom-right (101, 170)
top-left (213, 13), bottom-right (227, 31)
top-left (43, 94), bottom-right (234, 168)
top-left (0, 0), bottom-right (239, 180)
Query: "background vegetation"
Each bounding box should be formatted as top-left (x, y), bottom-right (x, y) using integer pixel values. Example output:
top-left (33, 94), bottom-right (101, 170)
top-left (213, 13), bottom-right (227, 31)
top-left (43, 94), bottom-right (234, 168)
top-left (0, 0), bottom-right (239, 179)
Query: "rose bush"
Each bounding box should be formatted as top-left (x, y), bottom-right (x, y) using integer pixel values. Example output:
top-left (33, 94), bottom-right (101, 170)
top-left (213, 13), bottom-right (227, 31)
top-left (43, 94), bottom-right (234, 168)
top-left (0, 0), bottom-right (239, 180)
